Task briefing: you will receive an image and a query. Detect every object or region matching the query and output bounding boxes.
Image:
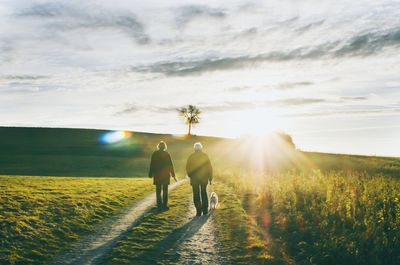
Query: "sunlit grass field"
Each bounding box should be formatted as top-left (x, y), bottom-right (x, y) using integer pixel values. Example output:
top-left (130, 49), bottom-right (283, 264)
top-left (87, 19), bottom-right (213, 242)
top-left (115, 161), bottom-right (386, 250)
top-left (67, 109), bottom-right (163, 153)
top-left (1, 127), bottom-right (400, 264)
top-left (219, 170), bottom-right (400, 265)
top-left (0, 176), bottom-right (153, 264)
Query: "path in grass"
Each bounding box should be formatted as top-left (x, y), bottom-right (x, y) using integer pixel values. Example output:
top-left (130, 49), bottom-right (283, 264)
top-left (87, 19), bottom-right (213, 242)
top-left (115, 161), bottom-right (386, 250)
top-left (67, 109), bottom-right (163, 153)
top-left (50, 179), bottom-right (185, 265)
top-left (139, 208), bottom-right (226, 265)
top-left (160, 209), bottom-right (226, 265)
top-left (102, 182), bottom-right (230, 265)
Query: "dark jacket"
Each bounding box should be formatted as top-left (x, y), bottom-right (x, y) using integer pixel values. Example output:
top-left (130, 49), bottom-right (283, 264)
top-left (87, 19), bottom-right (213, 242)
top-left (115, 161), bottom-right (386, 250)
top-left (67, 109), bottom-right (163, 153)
top-left (149, 150), bottom-right (175, 185)
top-left (186, 151), bottom-right (213, 185)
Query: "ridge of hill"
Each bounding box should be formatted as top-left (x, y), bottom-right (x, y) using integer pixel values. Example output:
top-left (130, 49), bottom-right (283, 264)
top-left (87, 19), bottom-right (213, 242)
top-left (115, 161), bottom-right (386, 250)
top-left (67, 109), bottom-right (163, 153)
top-left (0, 127), bottom-right (399, 177)
top-left (0, 127), bottom-right (228, 177)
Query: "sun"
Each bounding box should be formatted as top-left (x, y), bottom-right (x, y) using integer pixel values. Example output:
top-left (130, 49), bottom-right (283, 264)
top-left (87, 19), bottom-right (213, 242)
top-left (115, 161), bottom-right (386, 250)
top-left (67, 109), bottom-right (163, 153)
top-left (233, 108), bottom-right (284, 138)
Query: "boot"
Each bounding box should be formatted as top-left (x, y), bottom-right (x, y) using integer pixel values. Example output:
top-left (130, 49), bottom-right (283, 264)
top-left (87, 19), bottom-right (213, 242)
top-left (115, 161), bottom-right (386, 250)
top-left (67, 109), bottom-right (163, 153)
top-left (196, 208), bottom-right (202, 216)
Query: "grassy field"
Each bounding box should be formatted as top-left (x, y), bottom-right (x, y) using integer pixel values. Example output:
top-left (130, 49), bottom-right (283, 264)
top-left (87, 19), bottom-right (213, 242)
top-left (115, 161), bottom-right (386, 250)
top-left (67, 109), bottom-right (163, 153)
top-left (218, 170), bottom-right (400, 265)
top-left (1, 127), bottom-right (400, 264)
top-left (0, 176), bottom-right (153, 265)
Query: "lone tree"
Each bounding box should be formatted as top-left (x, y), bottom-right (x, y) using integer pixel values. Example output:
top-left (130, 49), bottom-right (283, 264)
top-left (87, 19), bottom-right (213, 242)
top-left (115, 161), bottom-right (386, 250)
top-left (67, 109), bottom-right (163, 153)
top-left (178, 105), bottom-right (201, 135)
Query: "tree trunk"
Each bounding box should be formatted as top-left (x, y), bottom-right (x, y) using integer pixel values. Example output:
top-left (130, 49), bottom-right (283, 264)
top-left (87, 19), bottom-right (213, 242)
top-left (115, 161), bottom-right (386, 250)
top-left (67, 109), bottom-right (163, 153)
top-left (188, 123), bottom-right (192, 135)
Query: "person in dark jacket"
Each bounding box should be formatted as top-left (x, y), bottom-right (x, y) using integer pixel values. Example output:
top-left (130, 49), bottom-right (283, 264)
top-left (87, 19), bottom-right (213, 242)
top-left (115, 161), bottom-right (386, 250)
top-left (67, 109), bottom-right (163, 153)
top-left (148, 141), bottom-right (176, 210)
top-left (186, 142), bottom-right (213, 216)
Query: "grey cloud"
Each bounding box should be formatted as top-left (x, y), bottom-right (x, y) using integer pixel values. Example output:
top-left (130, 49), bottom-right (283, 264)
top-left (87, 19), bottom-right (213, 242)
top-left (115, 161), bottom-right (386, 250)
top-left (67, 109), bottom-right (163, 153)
top-left (0, 41), bottom-right (14, 63)
top-left (201, 101), bottom-right (255, 112)
top-left (0, 82), bottom-right (52, 93)
top-left (341, 96), bottom-right (368, 101)
top-left (18, 2), bottom-right (75, 17)
top-left (3, 75), bottom-right (49, 80)
top-left (335, 29), bottom-right (400, 56)
top-left (224, 86), bottom-right (251, 92)
top-left (272, 98), bottom-right (327, 106)
top-left (276, 81), bottom-right (314, 90)
top-left (131, 27), bottom-right (400, 76)
top-left (17, 3), bottom-right (149, 44)
top-left (295, 20), bottom-right (325, 33)
top-left (129, 44), bottom-right (333, 76)
top-left (113, 104), bottom-right (141, 116)
top-left (176, 5), bottom-right (226, 28)
top-left (199, 98), bottom-right (329, 113)
top-left (114, 105), bottom-right (178, 116)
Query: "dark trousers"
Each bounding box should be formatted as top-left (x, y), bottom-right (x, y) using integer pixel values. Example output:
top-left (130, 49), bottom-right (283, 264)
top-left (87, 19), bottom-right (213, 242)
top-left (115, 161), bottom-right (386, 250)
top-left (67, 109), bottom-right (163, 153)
top-left (192, 183), bottom-right (208, 213)
top-left (156, 183), bottom-right (168, 207)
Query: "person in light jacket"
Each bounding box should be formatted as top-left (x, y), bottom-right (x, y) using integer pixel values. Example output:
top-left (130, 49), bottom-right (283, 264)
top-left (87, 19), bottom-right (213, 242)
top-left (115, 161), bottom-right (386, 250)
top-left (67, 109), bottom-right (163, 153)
top-left (186, 142), bottom-right (213, 216)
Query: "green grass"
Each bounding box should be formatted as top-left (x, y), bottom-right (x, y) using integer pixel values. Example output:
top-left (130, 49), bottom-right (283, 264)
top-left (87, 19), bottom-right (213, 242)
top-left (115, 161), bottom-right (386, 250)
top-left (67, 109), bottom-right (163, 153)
top-left (1, 127), bottom-right (400, 264)
top-left (0, 176), bottom-right (154, 265)
top-left (218, 171), bottom-right (400, 265)
top-left (212, 181), bottom-right (275, 264)
top-left (101, 183), bottom-right (193, 265)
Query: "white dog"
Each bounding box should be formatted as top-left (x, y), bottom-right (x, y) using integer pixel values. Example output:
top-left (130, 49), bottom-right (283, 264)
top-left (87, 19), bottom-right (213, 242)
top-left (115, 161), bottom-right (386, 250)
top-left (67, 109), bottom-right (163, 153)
top-left (209, 192), bottom-right (219, 210)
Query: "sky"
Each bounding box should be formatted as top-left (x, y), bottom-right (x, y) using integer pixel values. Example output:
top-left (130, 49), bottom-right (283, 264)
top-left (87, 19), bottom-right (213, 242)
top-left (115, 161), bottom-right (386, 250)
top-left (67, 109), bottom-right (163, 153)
top-left (1, 0), bottom-right (400, 156)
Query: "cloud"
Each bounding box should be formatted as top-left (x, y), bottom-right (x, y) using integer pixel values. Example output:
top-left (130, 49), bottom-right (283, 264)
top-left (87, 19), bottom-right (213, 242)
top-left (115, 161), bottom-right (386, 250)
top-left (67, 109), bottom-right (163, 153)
top-left (224, 86), bottom-right (250, 92)
top-left (0, 81), bottom-right (56, 93)
top-left (201, 101), bottom-right (255, 112)
top-left (272, 98), bottom-right (327, 106)
top-left (187, 98), bottom-right (329, 113)
top-left (114, 98), bottom-right (327, 116)
top-left (176, 5), bottom-right (226, 28)
top-left (295, 20), bottom-right (325, 33)
top-left (335, 29), bottom-right (400, 56)
top-left (16, 2), bottom-right (149, 44)
top-left (129, 27), bottom-right (400, 76)
top-left (2, 75), bottom-right (49, 80)
top-left (114, 104), bottom-right (179, 116)
top-left (113, 104), bottom-right (141, 116)
top-left (283, 108), bottom-right (400, 118)
top-left (276, 81), bottom-right (314, 90)
top-left (341, 96), bottom-right (368, 101)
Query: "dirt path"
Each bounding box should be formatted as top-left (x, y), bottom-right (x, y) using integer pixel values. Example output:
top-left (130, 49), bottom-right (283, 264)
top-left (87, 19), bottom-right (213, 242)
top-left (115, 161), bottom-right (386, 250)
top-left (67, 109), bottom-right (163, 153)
top-left (161, 210), bottom-right (229, 265)
top-left (50, 180), bottom-right (185, 265)
top-left (131, 194), bottom-right (230, 264)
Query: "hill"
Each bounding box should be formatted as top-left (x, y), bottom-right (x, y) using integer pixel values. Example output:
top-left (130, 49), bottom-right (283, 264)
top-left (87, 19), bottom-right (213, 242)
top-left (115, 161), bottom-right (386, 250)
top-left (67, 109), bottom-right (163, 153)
top-left (0, 127), bottom-right (229, 177)
top-left (0, 127), bottom-right (399, 177)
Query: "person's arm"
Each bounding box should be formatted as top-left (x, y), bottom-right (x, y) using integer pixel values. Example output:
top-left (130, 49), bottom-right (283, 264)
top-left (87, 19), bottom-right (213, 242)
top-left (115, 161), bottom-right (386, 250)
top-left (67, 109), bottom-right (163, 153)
top-left (168, 153), bottom-right (177, 182)
top-left (207, 155), bottom-right (213, 184)
top-left (148, 153), bottom-right (154, 178)
top-left (186, 155), bottom-right (192, 178)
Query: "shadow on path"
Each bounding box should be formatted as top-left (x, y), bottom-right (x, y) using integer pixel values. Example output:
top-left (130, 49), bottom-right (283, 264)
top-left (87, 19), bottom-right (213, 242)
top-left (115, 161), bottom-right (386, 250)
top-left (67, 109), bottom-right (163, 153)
top-left (132, 214), bottom-right (210, 264)
top-left (50, 180), bottom-right (186, 265)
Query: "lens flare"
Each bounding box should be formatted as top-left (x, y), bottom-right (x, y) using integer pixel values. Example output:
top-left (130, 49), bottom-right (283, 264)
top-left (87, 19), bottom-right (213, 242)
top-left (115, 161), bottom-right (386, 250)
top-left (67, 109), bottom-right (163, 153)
top-left (98, 130), bottom-right (132, 144)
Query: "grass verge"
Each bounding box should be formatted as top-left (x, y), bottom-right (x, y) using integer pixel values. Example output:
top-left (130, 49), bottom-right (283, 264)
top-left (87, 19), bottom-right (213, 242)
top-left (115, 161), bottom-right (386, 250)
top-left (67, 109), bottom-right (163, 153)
top-left (0, 176), bottom-right (153, 265)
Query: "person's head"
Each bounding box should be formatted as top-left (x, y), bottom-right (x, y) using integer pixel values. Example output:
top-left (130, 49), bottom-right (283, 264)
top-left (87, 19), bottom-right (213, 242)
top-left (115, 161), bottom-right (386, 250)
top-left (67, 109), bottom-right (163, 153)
top-left (157, 141), bottom-right (167, 151)
top-left (194, 142), bottom-right (203, 152)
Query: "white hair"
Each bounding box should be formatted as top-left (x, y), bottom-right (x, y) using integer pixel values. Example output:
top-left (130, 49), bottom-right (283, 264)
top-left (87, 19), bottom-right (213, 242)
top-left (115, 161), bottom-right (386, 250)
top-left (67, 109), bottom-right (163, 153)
top-left (194, 142), bottom-right (203, 151)
top-left (157, 141), bottom-right (167, 151)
